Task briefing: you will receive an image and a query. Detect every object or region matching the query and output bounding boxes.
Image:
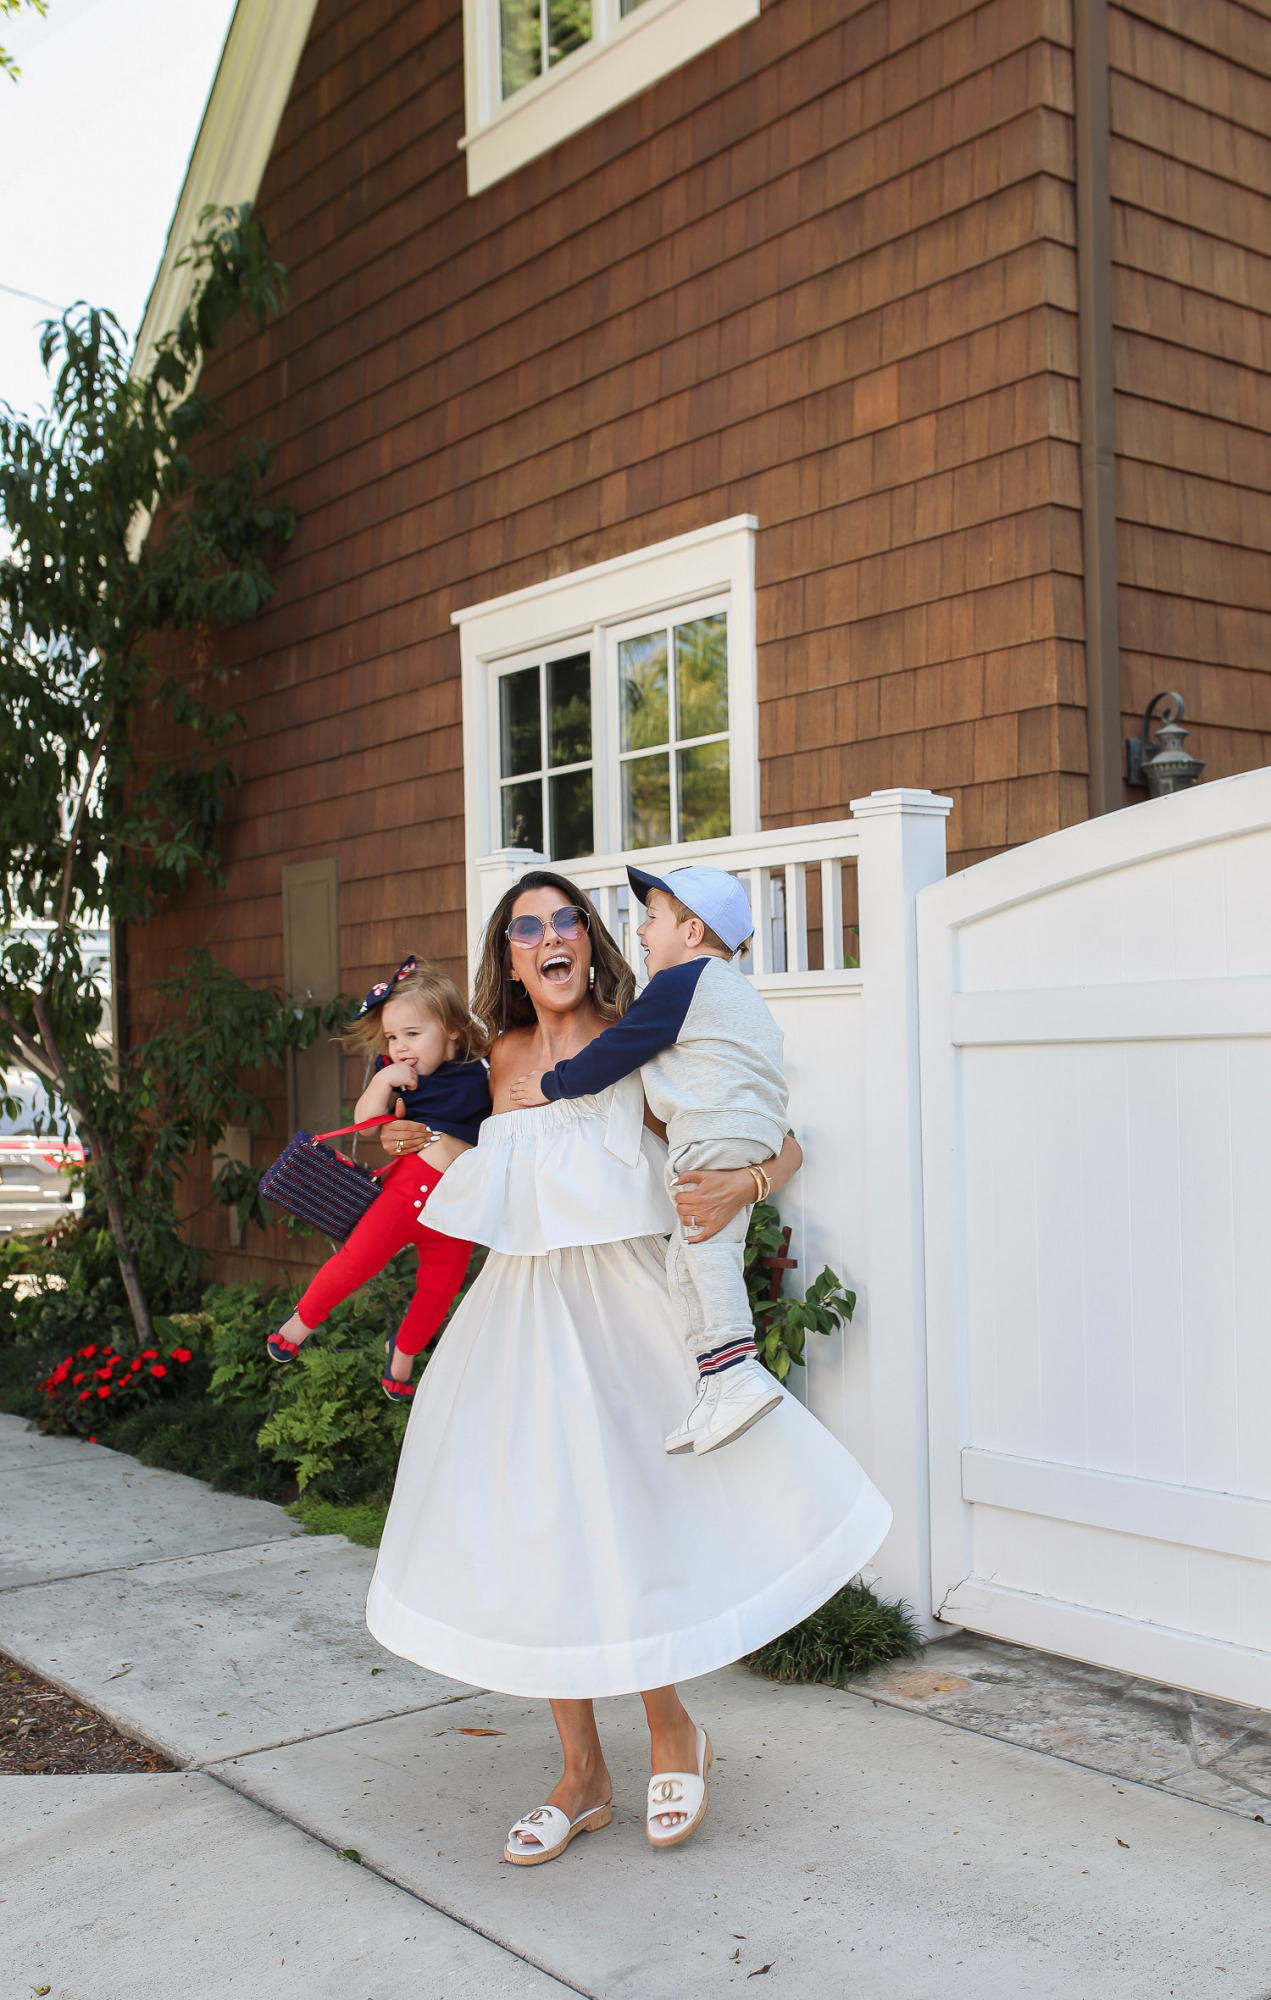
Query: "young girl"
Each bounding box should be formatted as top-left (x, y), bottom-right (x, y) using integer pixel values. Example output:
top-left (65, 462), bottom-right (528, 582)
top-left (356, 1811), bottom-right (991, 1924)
top-left (265, 957), bottom-right (492, 1399)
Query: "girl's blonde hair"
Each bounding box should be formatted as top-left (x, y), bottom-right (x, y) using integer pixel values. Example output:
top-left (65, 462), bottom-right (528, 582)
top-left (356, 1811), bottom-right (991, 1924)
top-left (471, 869), bottom-right (635, 1039)
top-left (344, 963), bottom-right (488, 1062)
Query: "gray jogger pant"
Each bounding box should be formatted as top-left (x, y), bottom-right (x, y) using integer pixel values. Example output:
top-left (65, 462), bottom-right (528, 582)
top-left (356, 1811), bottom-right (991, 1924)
top-left (664, 1137), bottom-right (768, 1364)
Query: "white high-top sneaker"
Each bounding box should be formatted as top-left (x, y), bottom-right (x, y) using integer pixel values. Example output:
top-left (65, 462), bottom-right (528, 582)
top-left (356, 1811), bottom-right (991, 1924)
top-left (664, 1375), bottom-right (714, 1454)
top-left (692, 1357), bottom-right (782, 1455)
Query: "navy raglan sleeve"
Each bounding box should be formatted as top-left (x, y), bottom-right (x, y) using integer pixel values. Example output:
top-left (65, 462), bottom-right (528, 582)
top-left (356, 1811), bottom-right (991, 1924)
top-left (539, 959), bottom-right (708, 1100)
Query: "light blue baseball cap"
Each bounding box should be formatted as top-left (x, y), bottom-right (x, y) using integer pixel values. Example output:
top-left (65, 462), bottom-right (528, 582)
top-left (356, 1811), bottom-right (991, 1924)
top-left (626, 862), bottom-right (755, 952)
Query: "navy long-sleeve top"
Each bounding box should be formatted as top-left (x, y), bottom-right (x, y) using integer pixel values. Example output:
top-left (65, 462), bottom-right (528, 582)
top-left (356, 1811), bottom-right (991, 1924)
top-left (375, 1054), bottom-right (492, 1145)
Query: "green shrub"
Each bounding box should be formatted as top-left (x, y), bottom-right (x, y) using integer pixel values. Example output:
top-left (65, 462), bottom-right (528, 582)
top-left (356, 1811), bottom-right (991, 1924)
top-left (258, 1341), bottom-right (410, 1496)
top-left (103, 1394), bottom-right (293, 1500)
top-left (744, 1579), bottom-right (923, 1687)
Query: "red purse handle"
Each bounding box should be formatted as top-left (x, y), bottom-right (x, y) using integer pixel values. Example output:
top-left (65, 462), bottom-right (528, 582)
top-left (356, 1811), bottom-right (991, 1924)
top-left (313, 1110), bottom-right (434, 1184)
top-left (312, 1113), bottom-right (397, 1144)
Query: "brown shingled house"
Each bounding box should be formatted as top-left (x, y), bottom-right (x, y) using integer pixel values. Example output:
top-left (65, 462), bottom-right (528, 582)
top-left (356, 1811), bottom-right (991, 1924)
top-left (131, 0), bottom-right (1271, 1285)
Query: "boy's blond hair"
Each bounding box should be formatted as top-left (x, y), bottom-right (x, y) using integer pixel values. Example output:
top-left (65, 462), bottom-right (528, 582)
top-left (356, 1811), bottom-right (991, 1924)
top-left (665, 892), bottom-right (751, 960)
top-left (344, 963), bottom-right (488, 1062)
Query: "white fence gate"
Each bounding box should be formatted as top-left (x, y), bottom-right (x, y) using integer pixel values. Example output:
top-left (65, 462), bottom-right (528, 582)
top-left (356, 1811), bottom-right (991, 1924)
top-left (918, 768), bottom-right (1271, 1706)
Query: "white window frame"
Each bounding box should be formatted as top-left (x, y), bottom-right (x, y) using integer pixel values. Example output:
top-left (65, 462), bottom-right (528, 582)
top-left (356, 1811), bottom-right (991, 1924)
top-left (460, 0), bottom-right (761, 196)
top-left (455, 515), bottom-right (759, 953)
top-left (607, 593), bottom-right (732, 852)
top-left (491, 641), bottom-right (597, 858)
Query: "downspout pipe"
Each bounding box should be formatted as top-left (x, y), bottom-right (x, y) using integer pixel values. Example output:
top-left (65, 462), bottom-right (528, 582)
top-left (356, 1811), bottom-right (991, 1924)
top-left (1074, 0), bottom-right (1122, 816)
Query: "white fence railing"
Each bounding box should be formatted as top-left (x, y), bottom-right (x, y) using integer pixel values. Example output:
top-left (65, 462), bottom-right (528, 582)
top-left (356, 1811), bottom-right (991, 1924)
top-left (475, 821), bottom-right (863, 985)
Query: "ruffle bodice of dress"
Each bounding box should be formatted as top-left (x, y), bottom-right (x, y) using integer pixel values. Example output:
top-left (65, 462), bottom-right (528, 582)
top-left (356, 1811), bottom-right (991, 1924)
top-left (422, 1072), bottom-right (675, 1255)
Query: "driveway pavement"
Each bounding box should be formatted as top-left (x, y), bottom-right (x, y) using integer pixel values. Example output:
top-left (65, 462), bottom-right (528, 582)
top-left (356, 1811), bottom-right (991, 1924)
top-left (2, 1412), bottom-right (1269, 2000)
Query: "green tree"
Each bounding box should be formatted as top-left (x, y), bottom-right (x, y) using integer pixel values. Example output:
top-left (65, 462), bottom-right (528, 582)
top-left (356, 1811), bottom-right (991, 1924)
top-left (0, 205), bottom-right (304, 1343)
top-left (1, 0), bottom-right (46, 83)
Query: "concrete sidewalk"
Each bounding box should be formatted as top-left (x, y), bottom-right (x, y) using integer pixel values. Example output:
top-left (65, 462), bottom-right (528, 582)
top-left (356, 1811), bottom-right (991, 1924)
top-left (2, 1411), bottom-right (1269, 2000)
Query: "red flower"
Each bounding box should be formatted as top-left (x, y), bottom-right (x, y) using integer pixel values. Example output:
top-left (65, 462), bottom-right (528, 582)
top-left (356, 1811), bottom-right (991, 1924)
top-left (87, 1435), bottom-right (97, 1443)
top-left (149, 1364), bottom-right (167, 1378)
top-left (171, 1348), bottom-right (192, 1364)
top-left (77, 1390), bottom-right (91, 1402)
top-left (78, 1344), bottom-right (96, 1358)
top-left (97, 1386), bottom-right (111, 1399)
top-left (95, 1366), bottom-right (112, 1380)
top-left (129, 1359), bottom-right (142, 1373)
top-left (140, 1348), bottom-right (158, 1360)
top-left (72, 1372), bottom-right (84, 1385)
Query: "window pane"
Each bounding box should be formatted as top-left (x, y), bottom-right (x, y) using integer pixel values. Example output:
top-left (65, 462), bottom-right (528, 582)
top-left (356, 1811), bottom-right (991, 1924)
top-left (675, 613), bottom-right (728, 741)
top-left (677, 742), bottom-right (730, 843)
top-left (618, 631), bottom-right (669, 752)
top-left (547, 0), bottom-right (590, 65)
top-left (500, 0), bottom-right (541, 98)
top-left (501, 779), bottom-right (543, 852)
top-left (620, 0), bottom-right (650, 13)
top-left (621, 752), bottom-right (671, 849)
top-left (499, 665), bottom-right (541, 778)
top-left (549, 768), bottom-right (593, 860)
top-left (547, 653), bottom-right (591, 767)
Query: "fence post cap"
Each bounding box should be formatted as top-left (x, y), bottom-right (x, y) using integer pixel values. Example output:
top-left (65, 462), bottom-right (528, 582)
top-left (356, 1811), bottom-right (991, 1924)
top-left (849, 788), bottom-right (954, 820)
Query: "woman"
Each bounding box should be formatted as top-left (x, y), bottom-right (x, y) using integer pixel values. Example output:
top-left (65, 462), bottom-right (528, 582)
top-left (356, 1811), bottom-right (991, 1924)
top-left (365, 871), bottom-right (890, 1863)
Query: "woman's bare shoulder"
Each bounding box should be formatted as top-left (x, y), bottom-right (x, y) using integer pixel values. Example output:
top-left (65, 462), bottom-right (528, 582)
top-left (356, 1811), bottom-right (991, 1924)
top-left (488, 1029), bottom-right (536, 1081)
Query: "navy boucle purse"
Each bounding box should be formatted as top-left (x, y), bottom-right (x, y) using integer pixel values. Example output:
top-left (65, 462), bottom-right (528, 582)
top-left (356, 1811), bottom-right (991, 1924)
top-left (259, 1115), bottom-right (393, 1239)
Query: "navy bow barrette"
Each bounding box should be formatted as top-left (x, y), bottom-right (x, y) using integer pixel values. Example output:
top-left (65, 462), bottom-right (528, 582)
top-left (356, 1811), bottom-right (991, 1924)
top-left (354, 955), bottom-right (418, 1020)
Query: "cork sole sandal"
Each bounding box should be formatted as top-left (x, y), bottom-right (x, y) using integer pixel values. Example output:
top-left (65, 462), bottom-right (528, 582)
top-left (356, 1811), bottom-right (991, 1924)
top-left (647, 1727), bottom-right (712, 1849)
top-left (504, 1800), bottom-right (612, 1866)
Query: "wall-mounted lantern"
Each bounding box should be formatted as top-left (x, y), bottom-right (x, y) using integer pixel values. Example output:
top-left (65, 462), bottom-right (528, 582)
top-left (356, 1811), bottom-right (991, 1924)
top-left (1125, 691), bottom-right (1205, 798)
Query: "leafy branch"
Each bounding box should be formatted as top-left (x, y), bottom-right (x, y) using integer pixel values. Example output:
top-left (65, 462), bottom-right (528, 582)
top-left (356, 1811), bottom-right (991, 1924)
top-left (745, 1201), bottom-right (856, 1382)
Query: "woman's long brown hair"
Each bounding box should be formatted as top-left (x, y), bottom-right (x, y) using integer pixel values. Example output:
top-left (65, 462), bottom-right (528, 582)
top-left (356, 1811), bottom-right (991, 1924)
top-left (471, 870), bottom-right (636, 1039)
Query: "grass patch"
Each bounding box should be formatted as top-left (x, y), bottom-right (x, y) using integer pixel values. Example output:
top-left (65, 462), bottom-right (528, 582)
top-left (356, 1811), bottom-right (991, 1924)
top-left (286, 1496), bottom-right (389, 1547)
top-left (744, 1579), bottom-right (923, 1687)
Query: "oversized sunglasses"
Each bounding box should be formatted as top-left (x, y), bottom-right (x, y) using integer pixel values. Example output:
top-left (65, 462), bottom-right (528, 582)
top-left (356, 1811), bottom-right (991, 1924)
top-left (506, 904), bottom-right (591, 948)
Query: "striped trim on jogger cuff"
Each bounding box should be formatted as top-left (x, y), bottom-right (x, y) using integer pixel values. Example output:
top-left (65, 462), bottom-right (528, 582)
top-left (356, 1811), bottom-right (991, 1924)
top-left (695, 1337), bottom-right (756, 1376)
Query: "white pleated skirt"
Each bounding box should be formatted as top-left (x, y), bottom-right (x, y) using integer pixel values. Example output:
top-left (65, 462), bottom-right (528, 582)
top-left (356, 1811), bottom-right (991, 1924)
top-left (366, 1233), bottom-right (891, 1699)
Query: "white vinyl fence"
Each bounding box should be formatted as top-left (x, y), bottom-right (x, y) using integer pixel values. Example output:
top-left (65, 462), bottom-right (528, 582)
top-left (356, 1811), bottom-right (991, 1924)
top-left (918, 767), bottom-right (1271, 1706)
top-left (472, 771), bottom-right (1271, 1705)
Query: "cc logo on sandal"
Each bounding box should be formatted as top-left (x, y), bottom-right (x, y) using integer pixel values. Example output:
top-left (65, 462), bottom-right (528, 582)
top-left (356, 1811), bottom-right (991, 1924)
top-left (652, 1779), bottom-right (684, 1804)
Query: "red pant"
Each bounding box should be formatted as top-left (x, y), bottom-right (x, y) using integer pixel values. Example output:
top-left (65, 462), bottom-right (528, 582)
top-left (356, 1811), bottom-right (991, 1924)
top-left (295, 1154), bottom-right (473, 1356)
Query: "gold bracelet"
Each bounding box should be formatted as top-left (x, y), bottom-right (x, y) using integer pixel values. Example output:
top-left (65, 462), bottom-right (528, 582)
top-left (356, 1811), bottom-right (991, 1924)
top-left (748, 1163), bottom-right (771, 1205)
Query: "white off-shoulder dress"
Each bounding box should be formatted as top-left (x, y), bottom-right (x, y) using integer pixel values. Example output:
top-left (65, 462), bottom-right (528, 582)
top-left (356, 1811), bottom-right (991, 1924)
top-left (364, 1077), bottom-right (891, 1699)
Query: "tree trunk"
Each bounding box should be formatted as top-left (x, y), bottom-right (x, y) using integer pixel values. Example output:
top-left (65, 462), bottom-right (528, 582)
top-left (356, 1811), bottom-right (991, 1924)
top-left (92, 1140), bottom-right (155, 1350)
top-left (26, 996), bottom-right (155, 1351)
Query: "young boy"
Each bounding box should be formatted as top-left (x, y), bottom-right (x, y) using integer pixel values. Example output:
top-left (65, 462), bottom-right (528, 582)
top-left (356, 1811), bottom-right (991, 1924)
top-left (511, 863), bottom-right (790, 1456)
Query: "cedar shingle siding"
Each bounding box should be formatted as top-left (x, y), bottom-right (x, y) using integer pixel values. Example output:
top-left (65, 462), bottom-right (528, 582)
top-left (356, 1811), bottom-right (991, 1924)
top-left (134, 0), bottom-right (1271, 1281)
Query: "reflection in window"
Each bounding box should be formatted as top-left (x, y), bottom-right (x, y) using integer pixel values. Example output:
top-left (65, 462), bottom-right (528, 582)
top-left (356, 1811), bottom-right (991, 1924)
top-left (498, 653), bottom-right (594, 861)
top-left (500, 0), bottom-right (592, 99)
top-left (618, 612), bottom-right (729, 849)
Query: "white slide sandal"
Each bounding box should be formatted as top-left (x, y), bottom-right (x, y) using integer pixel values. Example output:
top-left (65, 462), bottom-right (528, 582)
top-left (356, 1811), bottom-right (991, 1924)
top-left (504, 1799), bottom-right (612, 1866)
top-left (646, 1725), bottom-right (713, 1848)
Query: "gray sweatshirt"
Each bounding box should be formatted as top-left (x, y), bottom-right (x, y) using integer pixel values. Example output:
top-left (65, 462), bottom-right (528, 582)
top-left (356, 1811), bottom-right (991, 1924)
top-left (538, 955), bottom-right (788, 1158)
